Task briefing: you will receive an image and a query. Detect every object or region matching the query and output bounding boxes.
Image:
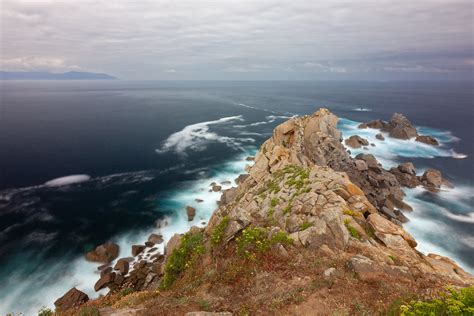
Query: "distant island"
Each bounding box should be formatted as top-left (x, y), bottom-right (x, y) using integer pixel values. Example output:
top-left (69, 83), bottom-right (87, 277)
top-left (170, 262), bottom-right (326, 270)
top-left (0, 71), bottom-right (118, 80)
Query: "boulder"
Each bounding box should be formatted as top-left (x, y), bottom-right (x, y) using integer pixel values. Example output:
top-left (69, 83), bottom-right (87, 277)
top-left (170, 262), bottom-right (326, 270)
top-left (195, 198), bottom-right (204, 203)
top-left (420, 169), bottom-right (443, 189)
top-left (358, 120), bottom-right (387, 130)
top-left (132, 245), bottom-right (146, 256)
top-left (100, 266), bottom-right (112, 277)
top-left (219, 187), bottom-right (237, 206)
top-left (346, 255), bottom-right (383, 281)
top-left (354, 159), bottom-right (368, 171)
top-left (54, 288), bottom-right (89, 310)
top-left (246, 156), bottom-right (255, 161)
top-left (235, 174), bottom-right (249, 184)
top-left (114, 258), bottom-right (130, 275)
top-left (398, 162), bottom-right (416, 175)
top-left (186, 206), bottom-right (196, 221)
top-left (367, 213), bottom-right (416, 248)
top-left (415, 135), bottom-right (439, 146)
top-left (375, 133), bottom-right (385, 140)
top-left (344, 135), bottom-right (369, 148)
top-left (148, 233), bottom-right (164, 244)
top-left (212, 185), bottom-right (222, 192)
top-left (85, 242), bottom-right (119, 263)
top-left (385, 113), bottom-right (418, 139)
top-left (94, 271), bottom-right (115, 291)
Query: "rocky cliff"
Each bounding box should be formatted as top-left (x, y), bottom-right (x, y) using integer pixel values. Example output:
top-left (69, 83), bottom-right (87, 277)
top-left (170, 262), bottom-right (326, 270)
top-left (56, 108), bottom-right (472, 315)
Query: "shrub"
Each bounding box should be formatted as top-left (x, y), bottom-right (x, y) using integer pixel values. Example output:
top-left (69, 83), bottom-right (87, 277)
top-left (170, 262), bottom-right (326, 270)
top-left (160, 231), bottom-right (205, 289)
top-left (119, 287), bottom-right (135, 297)
top-left (210, 216), bottom-right (230, 246)
top-left (398, 286), bottom-right (474, 316)
top-left (37, 307), bottom-right (53, 316)
top-left (236, 227), bottom-right (292, 259)
top-left (344, 219), bottom-right (361, 240)
top-left (270, 198), bottom-right (279, 207)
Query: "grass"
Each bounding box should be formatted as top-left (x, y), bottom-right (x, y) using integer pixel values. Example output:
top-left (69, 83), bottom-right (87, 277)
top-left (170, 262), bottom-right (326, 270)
top-left (394, 286), bottom-right (474, 316)
top-left (270, 197), bottom-right (279, 207)
top-left (344, 219), bottom-right (361, 240)
top-left (210, 215), bottom-right (230, 246)
top-left (160, 231), bottom-right (205, 289)
top-left (78, 306), bottom-right (100, 316)
top-left (119, 287), bottom-right (135, 297)
top-left (300, 221), bottom-right (313, 230)
top-left (197, 299), bottom-right (211, 311)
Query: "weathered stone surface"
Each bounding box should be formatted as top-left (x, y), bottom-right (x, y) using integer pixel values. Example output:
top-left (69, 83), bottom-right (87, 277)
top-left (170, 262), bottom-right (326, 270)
top-left (347, 255), bottom-right (383, 281)
top-left (94, 272), bottom-right (115, 291)
top-left (165, 233), bottom-right (182, 255)
top-left (420, 169), bottom-right (443, 189)
top-left (186, 206), bottom-right (196, 221)
top-left (148, 233), bottom-right (164, 244)
top-left (415, 135), bottom-right (439, 146)
top-left (375, 133), bottom-right (385, 140)
top-left (344, 135), bottom-right (369, 148)
top-left (235, 174), bottom-right (249, 184)
top-left (212, 185), bottom-right (222, 192)
top-left (85, 242), bottom-right (119, 263)
top-left (132, 245), bottom-right (146, 256)
top-left (385, 113), bottom-right (418, 139)
top-left (114, 258), bottom-right (130, 275)
top-left (367, 213), bottom-right (416, 248)
top-left (220, 187), bottom-right (237, 206)
top-left (54, 287), bottom-right (89, 310)
top-left (354, 159), bottom-right (368, 171)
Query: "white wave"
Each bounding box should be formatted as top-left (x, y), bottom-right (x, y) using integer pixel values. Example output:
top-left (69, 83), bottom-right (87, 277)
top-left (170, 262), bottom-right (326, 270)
top-left (352, 107), bottom-right (372, 112)
top-left (338, 118), bottom-right (465, 168)
top-left (450, 149), bottom-right (468, 159)
top-left (155, 116), bottom-right (255, 155)
top-left (44, 175), bottom-right (91, 187)
top-left (233, 115), bottom-right (294, 129)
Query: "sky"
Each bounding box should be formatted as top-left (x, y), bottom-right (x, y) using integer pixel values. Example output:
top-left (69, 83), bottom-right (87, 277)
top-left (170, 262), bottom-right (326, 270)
top-left (1, 0), bottom-right (473, 80)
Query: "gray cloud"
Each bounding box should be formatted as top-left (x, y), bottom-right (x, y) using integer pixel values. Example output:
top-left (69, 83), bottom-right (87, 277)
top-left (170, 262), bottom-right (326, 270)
top-left (1, 0), bottom-right (472, 80)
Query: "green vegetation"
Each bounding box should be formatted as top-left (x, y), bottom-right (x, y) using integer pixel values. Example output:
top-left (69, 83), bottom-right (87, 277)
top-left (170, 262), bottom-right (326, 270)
top-left (270, 197), bottom-right (279, 207)
top-left (78, 306), bottom-right (100, 316)
top-left (37, 307), bottom-right (53, 316)
top-left (197, 299), bottom-right (211, 311)
top-left (210, 216), bottom-right (230, 246)
top-left (398, 286), bottom-right (474, 316)
top-left (344, 218), bottom-right (361, 240)
top-left (236, 227), bottom-right (292, 259)
top-left (160, 231), bottom-right (205, 289)
top-left (119, 287), bottom-right (135, 297)
top-left (343, 209), bottom-right (358, 217)
top-left (300, 221), bottom-right (313, 230)
top-left (388, 255), bottom-right (397, 262)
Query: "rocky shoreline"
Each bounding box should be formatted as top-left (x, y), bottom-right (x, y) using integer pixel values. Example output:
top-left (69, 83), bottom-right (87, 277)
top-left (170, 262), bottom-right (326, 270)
top-left (53, 109), bottom-right (472, 314)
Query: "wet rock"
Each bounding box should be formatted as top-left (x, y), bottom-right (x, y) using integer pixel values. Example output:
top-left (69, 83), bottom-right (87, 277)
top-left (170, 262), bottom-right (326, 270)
top-left (186, 206), bottom-right (196, 221)
top-left (114, 258), bottom-right (130, 275)
top-left (415, 135), bottom-right (439, 146)
top-left (354, 159), bottom-right (368, 171)
top-left (100, 266), bottom-right (113, 277)
top-left (235, 174), bottom-right (249, 184)
top-left (358, 119), bottom-right (387, 130)
top-left (94, 271), bottom-right (115, 291)
top-left (54, 288), bottom-right (89, 310)
top-left (246, 156), bottom-right (255, 161)
top-left (132, 245), bottom-right (146, 256)
top-left (195, 198), bottom-right (204, 203)
top-left (344, 135), bottom-right (369, 148)
top-left (398, 162), bottom-right (416, 175)
top-left (85, 242), bottom-right (119, 263)
top-left (148, 233), bottom-right (164, 244)
top-left (385, 113), bottom-right (418, 139)
top-left (420, 169), bottom-right (443, 190)
top-left (375, 133), bottom-right (385, 140)
top-left (212, 185), bottom-right (222, 192)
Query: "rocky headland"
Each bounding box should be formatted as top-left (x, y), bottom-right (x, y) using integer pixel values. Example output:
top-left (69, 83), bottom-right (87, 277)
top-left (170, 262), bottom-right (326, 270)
top-left (54, 109), bottom-right (472, 315)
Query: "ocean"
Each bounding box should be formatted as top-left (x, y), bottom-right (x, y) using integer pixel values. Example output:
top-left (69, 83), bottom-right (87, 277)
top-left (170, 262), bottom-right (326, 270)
top-left (0, 80), bottom-right (473, 315)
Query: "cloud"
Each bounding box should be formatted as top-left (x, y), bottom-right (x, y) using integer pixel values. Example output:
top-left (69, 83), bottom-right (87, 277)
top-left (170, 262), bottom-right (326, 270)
top-left (0, 56), bottom-right (82, 72)
top-left (0, 0), bottom-right (472, 79)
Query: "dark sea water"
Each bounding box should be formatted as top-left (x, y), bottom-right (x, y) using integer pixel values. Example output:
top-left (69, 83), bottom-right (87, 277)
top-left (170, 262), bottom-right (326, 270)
top-left (0, 80), bottom-right (473, 314)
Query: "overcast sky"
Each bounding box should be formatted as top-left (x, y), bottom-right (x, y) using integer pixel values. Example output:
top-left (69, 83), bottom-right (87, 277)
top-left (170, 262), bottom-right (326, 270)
top-left (1, 0), bottom-right (473, 80)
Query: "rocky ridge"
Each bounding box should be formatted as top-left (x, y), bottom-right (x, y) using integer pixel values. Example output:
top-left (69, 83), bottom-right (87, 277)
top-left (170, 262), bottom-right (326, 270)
top-left (55, 108), bottom-right (472, 315)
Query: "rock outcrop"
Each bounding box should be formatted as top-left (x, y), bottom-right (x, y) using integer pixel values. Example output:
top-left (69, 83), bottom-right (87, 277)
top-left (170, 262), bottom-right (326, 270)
top-left (54, 288), bottom-right (89, 310)
top-left (85, 242), bottom-right (119, 263)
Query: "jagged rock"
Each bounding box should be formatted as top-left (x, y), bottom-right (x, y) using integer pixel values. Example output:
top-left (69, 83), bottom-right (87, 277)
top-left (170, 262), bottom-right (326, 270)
top-left (212, 185), bottom-right (222, 192)
top-left (85, 242), bottom-right (119, 263)
top-left (114, 258), bottom-right (130, 275)
top-left (94, 271), bottom-right (115, 291)
top-left (186, 206), bottom-right (196, 221)
top-left (358, 119), bottom-right (387, 130)
top-left (420, 169), bottom-right (443, 189)
top-left (354, 159), bottom-right (368, 171)
top-left (347, 255), bottom-right (383, 281)
top-left (148, 233), bottom-right (164, 244)
top-left (415, 135), bottom-right (439, 146)
top-left (219, 187), bottom-right (237, 206)
top-left (235, 174), bottom-right (249, 184)
top-left (54, 288), bottom-right (89, 310)
top-left (344, 135), bottom-right (369, 148)
top-left (132, 245), bottom-right (146, 256)
top-left (385, 113), bottom-right (418, 139)
top-left (367, 213), bottom-right (416, 248)
top-left (165, 233), bottom-right (182, 255)
top-left (100, 266), bottom-right (113, 277)
top-left (390, 163), bottom-right (420, 188)
top-left (375, 133), bottom-right (385, 140)
top-left (398, 162), bottom-right (416, 175)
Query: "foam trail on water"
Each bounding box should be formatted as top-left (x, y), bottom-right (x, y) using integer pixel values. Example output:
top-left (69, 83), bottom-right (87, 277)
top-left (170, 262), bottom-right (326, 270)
top-left (156, 116), bottom-right (254, 155)
top-left (45, 175), bottom-right (91, 187)
top-left (233, 115), bottom-right (294, 128)
top-left (352, 107), bottom-right (372, 112)
top-left (0, 151), bottom-right (254, 315)
top-left (403, 187), bottom-right (474, 274)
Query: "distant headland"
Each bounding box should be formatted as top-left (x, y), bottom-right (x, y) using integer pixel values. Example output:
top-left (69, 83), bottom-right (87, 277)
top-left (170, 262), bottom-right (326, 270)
top-left (0, 71), bottom-right (118, 80)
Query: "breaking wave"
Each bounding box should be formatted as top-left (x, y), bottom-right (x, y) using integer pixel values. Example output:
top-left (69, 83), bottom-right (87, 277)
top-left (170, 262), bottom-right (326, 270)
top-left (155, 116), bottom-right (254, 155)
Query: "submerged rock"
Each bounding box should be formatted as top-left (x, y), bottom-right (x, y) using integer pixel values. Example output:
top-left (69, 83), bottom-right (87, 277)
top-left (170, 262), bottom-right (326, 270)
top-left (186, 206), bottom-right (196, 221)
top-left (132, 245), bottom-right (146, 256)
